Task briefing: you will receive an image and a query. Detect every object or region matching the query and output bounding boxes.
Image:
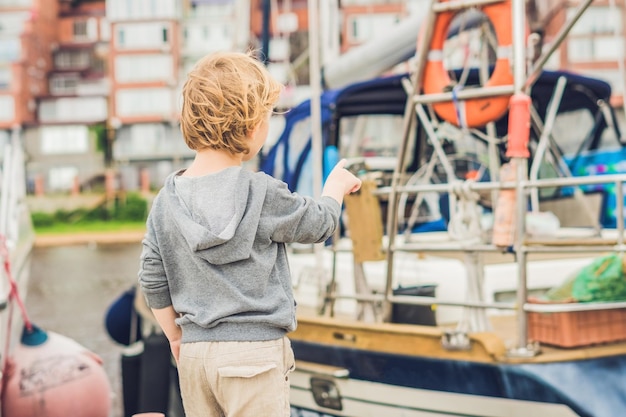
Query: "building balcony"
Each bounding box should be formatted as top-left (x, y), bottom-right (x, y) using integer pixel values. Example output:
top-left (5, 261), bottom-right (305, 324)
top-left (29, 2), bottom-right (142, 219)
top-left (181, 21), bottom-right (240, 57)
top-left (113, 53), bottom-right (175, 86)
top-left (113, 122), bottom-right (192, 162)
top-left (38, 95), bottom-right (107, 124)
top-left (106, 0), bottom-right (180, 22)
top-left (0, 0), bottom-right (34, 9)
top-left (112, 20), bottom-right (177, 52)
top-left (112, 86), bottom-right (177, 123)
top-left (48, 75), bottom-right (109, 97)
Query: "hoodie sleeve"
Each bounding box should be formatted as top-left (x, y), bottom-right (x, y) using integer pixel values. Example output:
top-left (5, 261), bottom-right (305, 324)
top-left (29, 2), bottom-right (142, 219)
top-left (138, 217), bottom-right (172, 309)
top-left (266, 179), bottom-right (341, 244)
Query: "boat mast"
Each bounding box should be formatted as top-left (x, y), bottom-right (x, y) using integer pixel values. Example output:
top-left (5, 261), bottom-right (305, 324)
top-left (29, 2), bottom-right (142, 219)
top-left (307, 0), bottom-right (328, 304)
top-left (261, 0), bottom-right (271, 64)
top-left (509, 0), bottom-right (531, 354)
top-left (509, 0), bottom-right (595, 355)
top-left (308, 0), bottom-right (323, 200)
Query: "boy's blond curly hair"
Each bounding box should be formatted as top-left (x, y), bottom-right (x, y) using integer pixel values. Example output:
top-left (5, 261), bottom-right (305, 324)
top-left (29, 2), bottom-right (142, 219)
top-left (180, 51), bottom-right (282, 154)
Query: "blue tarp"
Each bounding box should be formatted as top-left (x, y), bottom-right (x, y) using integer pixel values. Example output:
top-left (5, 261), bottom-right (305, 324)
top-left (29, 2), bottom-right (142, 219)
top-left (565, 146), bottom-right (626, 228)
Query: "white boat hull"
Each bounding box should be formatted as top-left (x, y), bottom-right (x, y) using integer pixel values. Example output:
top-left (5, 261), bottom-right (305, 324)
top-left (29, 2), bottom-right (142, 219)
top-left (291, 369), bottom-right (579, 417)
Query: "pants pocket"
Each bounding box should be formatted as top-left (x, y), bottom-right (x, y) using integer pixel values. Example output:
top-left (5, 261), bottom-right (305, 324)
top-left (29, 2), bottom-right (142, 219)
top-left (218, 363), bottom-right (277, 378)
top-left (217, 361), bottom-right (288, 416)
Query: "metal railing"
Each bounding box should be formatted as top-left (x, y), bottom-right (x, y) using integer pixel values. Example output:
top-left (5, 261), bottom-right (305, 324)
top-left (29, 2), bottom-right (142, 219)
top-left (322, 171), bottom-right (626, 354)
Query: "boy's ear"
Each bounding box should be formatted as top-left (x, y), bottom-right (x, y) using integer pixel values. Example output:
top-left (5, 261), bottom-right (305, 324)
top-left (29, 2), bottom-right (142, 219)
top-left (247, 122), bottom-right (261, 139)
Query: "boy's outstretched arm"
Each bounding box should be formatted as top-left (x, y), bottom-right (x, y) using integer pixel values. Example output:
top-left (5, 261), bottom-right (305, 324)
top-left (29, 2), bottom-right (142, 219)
top-left (321, 159), bottom-right (362, 204)
top-left (151, 305), bottom-right (182, 363)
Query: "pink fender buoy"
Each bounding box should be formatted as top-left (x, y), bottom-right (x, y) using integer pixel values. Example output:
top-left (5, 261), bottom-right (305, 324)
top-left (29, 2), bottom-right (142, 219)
top-left (1, 326), bottom-right (111, 417)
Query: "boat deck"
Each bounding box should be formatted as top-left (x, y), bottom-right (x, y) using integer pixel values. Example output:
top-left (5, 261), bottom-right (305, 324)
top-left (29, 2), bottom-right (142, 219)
top-left (293, 308), bottom-right (626, 365)
top-left (489, 314), bottom-right (626, 363)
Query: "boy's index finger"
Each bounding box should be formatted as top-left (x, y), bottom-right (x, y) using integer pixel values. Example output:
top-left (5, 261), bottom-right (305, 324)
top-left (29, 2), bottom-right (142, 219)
top-left (335, 158), bottom-right (347, 169)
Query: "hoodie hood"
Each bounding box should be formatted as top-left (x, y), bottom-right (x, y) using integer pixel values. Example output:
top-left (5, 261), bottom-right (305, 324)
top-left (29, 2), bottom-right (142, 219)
top-left (164, 167), bottom-right (267, 265)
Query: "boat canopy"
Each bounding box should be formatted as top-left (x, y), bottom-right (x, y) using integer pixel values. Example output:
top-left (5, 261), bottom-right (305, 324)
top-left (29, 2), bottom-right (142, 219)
top-left (260, 70), bottom-right (624, 214)
top-left (261, 69), bottom-right (622, 195)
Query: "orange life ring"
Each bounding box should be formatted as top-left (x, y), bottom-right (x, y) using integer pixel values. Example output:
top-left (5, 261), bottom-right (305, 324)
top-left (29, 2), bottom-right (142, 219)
top-left (422, 0), bottom-right (513, 128)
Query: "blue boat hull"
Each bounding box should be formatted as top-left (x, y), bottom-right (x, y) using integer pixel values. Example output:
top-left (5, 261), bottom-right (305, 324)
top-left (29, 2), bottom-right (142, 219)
top-left (290, 340), bottom-right (626, 417)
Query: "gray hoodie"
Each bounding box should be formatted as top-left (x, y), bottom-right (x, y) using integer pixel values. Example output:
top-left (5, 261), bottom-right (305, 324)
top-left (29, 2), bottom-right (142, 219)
top-left (138, 166), bottom-right (340, 343)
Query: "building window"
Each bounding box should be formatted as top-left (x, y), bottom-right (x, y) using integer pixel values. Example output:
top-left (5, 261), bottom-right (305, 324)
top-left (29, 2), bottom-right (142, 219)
top-left (115, 54), bottom-right (173, 83)
top-left (107, 0), bottom-right (180, 20)
top-left (566, 6), bottom-right (623, 63)
top-left (73, 20), bottom-right (88, 40)
top-left (117, 28), bottom-right (125, 46)
top-left (55, 50), bottom-right (91, 69)
top-left (116, 88), bottom-right (173, 117)
top-left (129, 123), bottom-right (167, 154)
top-left (115, 22), bottom-right (171, 49)
top-left (188, 2), bottom-right (235, 19)
top-left (0, 67), bottom-right (11, 90)
top-left (0, 11), bottom-right (30, 36)
top-left (100, 18), bottom-right (111, 41)
top-left (39, 97), bottom-right (108, 123)
top-left (70, 18), bottom-right (99, 42)
top-left (0, 95), bottom-right (14, 122)
top-left (93, 56), bottom-right (106, 73)
top-left (0, 39), bottom-right (20, 61)
top-left (41, 125), bottom-right (89, 155)
top-left (347, 13), bottom-right (402, 44)
top-left (50, 75), bottom-right (79, 95)
top-left (48, 166), bottom-right (79, 191)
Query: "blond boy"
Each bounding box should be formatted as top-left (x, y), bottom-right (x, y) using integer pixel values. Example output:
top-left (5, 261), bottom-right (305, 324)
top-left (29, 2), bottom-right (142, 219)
top-left (138, 51), bottom-right (361, 417)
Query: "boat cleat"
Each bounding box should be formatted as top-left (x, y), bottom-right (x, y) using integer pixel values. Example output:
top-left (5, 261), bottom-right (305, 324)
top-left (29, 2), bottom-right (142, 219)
top-left (441, 330), bottom-right (472, 351)
top-left (506, 341), bottom-right (542, 358)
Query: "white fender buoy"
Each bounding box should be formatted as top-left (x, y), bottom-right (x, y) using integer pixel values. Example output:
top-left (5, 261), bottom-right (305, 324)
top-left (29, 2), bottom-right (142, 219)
top-left (1, 326), bottom-right (111, 417)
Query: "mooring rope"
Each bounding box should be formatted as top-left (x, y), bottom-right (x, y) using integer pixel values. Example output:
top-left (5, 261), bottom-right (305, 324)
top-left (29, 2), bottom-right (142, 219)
top-left (0, 233), bottom-right (33, 387)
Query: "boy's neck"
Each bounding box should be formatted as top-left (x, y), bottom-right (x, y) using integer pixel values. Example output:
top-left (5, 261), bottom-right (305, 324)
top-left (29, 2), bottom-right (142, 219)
top-left (182, 148), bottom-right (243, 177)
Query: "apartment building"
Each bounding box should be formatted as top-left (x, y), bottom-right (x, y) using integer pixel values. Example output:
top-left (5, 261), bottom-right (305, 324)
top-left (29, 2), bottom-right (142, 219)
top-left (0, 0), bottom-right (57, 140)
top-left (23, 0), bottom-right (109, 193)
top-left (107, 0), bottom-right (256, 190)
top-left (546, 0), bottom-right (626, 104)
top-left (106, 0), bottom-right (186, 190)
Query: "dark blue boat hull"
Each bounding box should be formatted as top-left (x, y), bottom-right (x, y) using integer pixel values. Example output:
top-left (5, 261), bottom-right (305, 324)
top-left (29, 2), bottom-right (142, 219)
top-left (291, 340), bottom-right (626, 417)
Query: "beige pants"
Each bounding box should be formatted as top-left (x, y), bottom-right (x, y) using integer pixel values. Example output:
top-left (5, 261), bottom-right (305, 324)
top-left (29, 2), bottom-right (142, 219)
top-left (178, 337), bottom-right (295, 417)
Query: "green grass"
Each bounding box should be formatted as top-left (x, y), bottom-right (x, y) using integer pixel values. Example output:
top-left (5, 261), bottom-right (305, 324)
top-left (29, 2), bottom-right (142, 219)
top-left (34, 220), bottom-right (146, 235)
top-left (31, 192), bottom-right (149, 235)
